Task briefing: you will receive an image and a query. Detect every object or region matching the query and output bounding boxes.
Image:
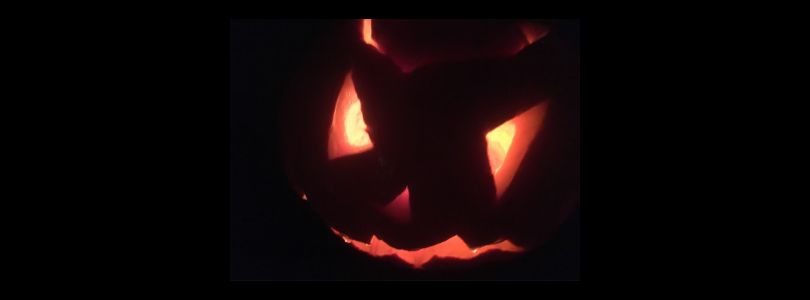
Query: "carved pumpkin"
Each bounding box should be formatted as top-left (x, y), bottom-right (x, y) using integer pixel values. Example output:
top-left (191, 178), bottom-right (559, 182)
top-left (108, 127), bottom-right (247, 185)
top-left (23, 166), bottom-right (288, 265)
top-left (282, 19), bottom-right (579, 268)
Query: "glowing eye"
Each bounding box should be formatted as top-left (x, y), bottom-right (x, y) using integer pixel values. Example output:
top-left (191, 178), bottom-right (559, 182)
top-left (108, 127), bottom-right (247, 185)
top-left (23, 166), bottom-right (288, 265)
top-left (328, 72), bottom-right (374, 160)
top-left (486, 121), bottom-right (516, 174)
top-left (485, 101), bottom-right (550, 200)
top-left (344, 100), bottom-right (370, 147)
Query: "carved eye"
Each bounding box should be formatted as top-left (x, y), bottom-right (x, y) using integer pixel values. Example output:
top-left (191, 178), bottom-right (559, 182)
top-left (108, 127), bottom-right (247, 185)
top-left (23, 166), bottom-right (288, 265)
top-left (278, 19), bottom-right (577, 270)
top-left (486, 101), bottom-right (549, 200)
top-left (327, 72), bottom-right (374, 160)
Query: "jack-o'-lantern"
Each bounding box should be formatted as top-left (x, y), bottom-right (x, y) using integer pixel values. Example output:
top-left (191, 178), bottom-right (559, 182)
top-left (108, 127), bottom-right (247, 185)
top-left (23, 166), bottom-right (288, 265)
top-left (282, 19), bottom-right (579, 268)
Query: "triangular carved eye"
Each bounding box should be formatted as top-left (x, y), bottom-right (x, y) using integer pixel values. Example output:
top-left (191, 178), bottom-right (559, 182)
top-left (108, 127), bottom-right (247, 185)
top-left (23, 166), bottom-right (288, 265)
top-left (328, 72), bottom-right (374, 160)
top-left (486, 121), bottom-right (516, 175)
top-left (486, 101), bottom-right (549, 200)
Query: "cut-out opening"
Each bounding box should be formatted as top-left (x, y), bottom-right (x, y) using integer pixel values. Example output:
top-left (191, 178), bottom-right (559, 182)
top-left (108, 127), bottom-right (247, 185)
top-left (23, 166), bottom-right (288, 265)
top-left (328, 72), bottom-right (374, 160)
top-left (362, 19), bottom-right (383, 53)
top-left (486, 101), bottom-right (550, 200)
top-left (330, 227), bottom-right (523, 268)
top-left (486, 121), bottom-right (516, 174)
top-left (519, 22), bottom-right (548, 45)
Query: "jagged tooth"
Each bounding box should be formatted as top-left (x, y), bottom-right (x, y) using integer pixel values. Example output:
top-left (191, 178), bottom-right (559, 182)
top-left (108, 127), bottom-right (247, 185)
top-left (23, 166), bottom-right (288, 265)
top-left (329, 227), bottom-right (524, 268)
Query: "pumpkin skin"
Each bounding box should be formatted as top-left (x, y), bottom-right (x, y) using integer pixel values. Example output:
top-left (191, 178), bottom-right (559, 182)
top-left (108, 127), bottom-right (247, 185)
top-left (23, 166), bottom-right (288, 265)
top-left (282, 20), bottom-right (579, 268)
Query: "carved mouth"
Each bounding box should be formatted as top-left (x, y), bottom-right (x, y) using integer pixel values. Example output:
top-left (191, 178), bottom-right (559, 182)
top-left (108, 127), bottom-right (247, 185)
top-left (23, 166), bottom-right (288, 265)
top-left (330, 228), bottom-right (524, 268)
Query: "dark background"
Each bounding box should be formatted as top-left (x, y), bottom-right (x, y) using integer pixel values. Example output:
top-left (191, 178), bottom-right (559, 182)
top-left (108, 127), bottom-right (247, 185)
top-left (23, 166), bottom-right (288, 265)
top-left (17, 6), bottom-right (744, 285)
top-left (230, 19), bottom-right (580, 280)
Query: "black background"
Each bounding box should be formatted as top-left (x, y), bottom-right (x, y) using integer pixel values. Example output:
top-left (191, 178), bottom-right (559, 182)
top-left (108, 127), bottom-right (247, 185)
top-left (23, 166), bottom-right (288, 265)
top-left (230, 20), bottom-right (580, 280)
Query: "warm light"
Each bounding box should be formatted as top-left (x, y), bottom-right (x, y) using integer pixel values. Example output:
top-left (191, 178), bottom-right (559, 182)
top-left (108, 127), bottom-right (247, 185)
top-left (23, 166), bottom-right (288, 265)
top-left (486, 102), bottom-right (550, 199)
top-left (328, 72), bottom-right (374, 160)
top-left (381, 187), bottom-right (411, 223)
top-left (344, 100), bottom-right (370, 147)
top-left (362, 19), bottom-right (383, 53)
top-left (301, 193), bottom-right (308, 201)
top-left (486, 121), bottom-right (516, 174)
top-left (330, 228), bottom-right (523, 268)
top-left (510, 22), bottom-right (549, 55)
top-left (519, 22), bottom-right (548, 45)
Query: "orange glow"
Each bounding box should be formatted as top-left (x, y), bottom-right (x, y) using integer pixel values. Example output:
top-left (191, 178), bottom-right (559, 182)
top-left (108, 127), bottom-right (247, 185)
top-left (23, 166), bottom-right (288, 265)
top-left (362, 19), bottom-right (383, 53)
top-left (519, 22), bottom-right (548, 45)
top-left (344, 99), bottom-right (370, 147)
top-left (486, 102), bottom-right (550, 199)
top-left (330, 228), bottom-right (523, 268)
top-left (328, 72), bottom-right (374, 160)
top-left (486, 121), bottom-right (516, 174)
top-left (510, 22), bottom-right (549, 55)
top-left (381, 187), bottom-right (411, 223)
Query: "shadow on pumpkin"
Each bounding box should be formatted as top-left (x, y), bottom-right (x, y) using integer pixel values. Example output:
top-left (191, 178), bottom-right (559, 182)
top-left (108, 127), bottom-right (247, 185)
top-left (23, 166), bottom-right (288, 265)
top-left (281, 19), bottom-right (579, 269)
